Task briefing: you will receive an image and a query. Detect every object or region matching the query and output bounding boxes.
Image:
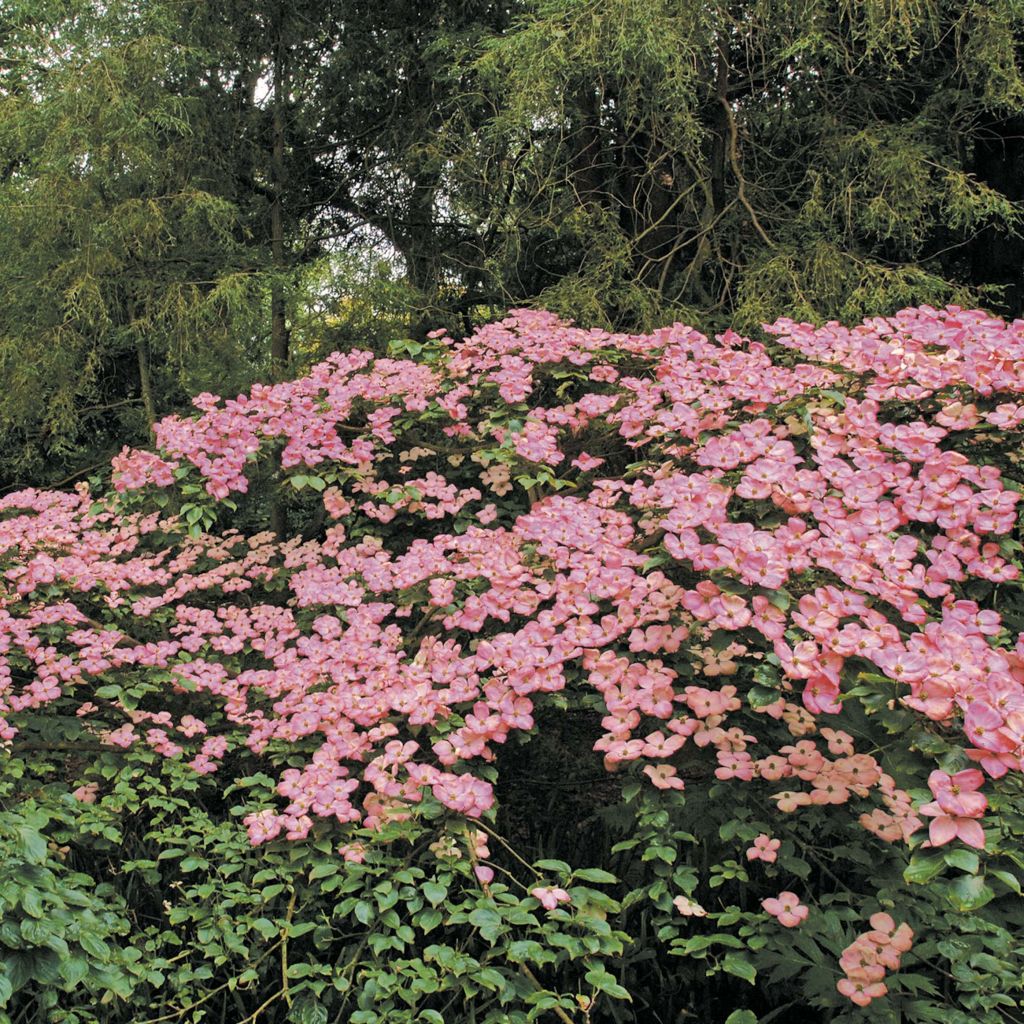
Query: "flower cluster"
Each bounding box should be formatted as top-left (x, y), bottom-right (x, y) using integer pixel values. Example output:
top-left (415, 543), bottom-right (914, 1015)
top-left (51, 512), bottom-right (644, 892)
top-left (919, 769), bottom-right (988, 849)
top-left (836, 912), bottom-right (914, 1006)
top-left (0, 305), bottom-right (1021, 868)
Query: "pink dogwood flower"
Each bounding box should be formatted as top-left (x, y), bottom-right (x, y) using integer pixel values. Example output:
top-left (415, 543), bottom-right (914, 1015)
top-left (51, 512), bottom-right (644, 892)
top-left (530, 886), bottom-right (571, 911)
top-left (762, 891), bottom-right (808, 927)
top-left (746, 834), bottom-right (781, 863)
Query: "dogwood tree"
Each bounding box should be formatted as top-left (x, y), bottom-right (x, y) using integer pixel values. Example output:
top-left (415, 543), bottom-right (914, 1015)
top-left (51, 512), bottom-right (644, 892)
top-left (2, 307), bottom-right (1023, 1022)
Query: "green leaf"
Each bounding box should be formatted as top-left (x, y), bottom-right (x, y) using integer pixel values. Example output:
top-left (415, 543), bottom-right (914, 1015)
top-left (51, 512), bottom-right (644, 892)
top-left (573, 868), bottom-right (618, 884)
top-left (422, 882), bottom-right (447, 907)
top-left (943, 849), bottom-right (979, 874)
top-left (904, 854), bottom-right (945, 884)
top-left (468, 907), bottom-right (502, 930)
top-left (20, 890), bottom-right (43, 919)
top-left (16, 826), bottom-right (48, 864)
top-left (251, 918), bottom-right (279, 940)
top-left (641, 845), bottom-right (676, 864)
top-left (78, 932), bottom-right (110, 960)
top-left (58, 956), bottom-right (90, 988)
top-left (417, 909), bottom-right (442, 933)
top-left (534, 859), bottom-right (571, 875)
top-left (506, 940), bottom-right (548, 964)
top-left (289, 995), bottom-right (329, 1024)
top-left (469, 906), bottom-right (506, 943)
top-left (722, 953), bottom-right (757, 985)
top-left (747, 685), bottom-right (779, 709)
top-left (946, 875), bottom-right (995, 912)
top-left (989, 868), bottom-right (1022, 895)
top-left (308, 861), bottom-right (338, 881)
top-left (725, 1012), bottom-right (758, 1024)
top-left (584, 966), bottom-right (631, 1000)
top-left (29, 950), bottom-right (62, 985)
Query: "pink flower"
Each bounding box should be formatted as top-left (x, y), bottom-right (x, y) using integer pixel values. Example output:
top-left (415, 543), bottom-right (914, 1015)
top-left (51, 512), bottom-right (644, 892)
top-left (642, 764), bottom-right (686, 790)
top-left (715, 750), bottom-right (755, 781)
top-left (72, 783), bottom-right (99, 804)
top-left (571, 452), bottom-right (605, 472)
top-left (820, 727), bottom-right (855, 756)
top-left (530, 886), bottom-right (571, 911)
top-left (922, 767), bottom-right (991, 842)
top-left (837, 977), bottom-right (888, 1006)
top-left (6, 304), bottom-right (1024, 876)
top-left (869, 911), bottom-right (895, 934)
top-left (746, 834), bottom-right (781, 863)
top-left (773, 790), bottom-right (812, 813)
top-left (672, 894), bottom-right (707, 917)
top-left (836, 914), bottom-right (912, 1005)
top-left (964, 703), bottom-right (1016, 753)
top-left (921, 813), bottom-right (986, 849)
top-left (802, 675), bottom-right (841, 715)
top-left (874, 649), bottom-right (927, 684)
top-left (926, 768), bottom-right (987, 817)
top-left (761, 891), bottom-right (808, 927)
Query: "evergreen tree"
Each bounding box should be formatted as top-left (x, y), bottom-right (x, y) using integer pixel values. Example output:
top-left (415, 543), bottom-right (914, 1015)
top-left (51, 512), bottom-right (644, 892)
top-left (2, 0), bottom-right (1023, 488)
top-left (443, 0), bottom-right (1024, 330)
top-left (0, 0), bottom-right (263, 485)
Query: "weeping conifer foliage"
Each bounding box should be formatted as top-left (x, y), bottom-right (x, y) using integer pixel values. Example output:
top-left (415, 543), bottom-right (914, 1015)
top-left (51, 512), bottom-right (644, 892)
top-left (0, 1), bottom-right (266, 484)
top-left (0, 0), bottom-right (1022, 488)
top-left (445, 0), bottom-right (1024, 329)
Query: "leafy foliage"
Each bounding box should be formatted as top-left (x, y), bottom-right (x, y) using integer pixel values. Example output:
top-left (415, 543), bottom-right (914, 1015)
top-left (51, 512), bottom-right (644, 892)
top-left (1, 306), bottom-right (1023, 1022)
top-left (4, 1), bottom-right (1024, 491)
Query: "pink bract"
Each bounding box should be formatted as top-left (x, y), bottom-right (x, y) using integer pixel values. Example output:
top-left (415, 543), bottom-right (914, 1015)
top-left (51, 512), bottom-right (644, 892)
top-left (0, 306), bottom-right (1021, 853)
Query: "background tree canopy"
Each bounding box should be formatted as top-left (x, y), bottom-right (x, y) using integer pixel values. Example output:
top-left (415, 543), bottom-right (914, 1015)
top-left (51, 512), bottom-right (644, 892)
top-left (2, 0), bottom-right (1023, 489)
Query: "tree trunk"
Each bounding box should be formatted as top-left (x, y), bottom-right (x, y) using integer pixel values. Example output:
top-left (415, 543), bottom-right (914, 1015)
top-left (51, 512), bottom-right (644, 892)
top-left (136, 338), bottom-right (156, 437)
top-left (270, 29), bottom-right (289, 375)
top-left (970, 115), bottom-right (1024, 319)
top-left (623, 126), bottom-right (678, 293)
top-left (402, 172), bottom-right (441, 341)
top-left (570, 87), bottom-right (607, 210)
top-left (268, 7), bottom-right (289, 540)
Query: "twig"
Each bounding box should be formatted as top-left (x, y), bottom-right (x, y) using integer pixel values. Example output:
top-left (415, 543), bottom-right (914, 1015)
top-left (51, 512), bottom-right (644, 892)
top-left (137, 939), bottom-right (284, 1024)
top-left (236, 989), bottom-right (284, 1024)
top-left (518, 964), bottom-right (577, 1024)
top-left (716, 41), bottom-right (774, 253)
top-left (719, 93), bottom-right (773, 249)
top-left (404, 606), bottom-right (440, 646)
top-left (280, 889), bottom-right (297, 1008)
top-left (473, 821), bottom-right (541, 876)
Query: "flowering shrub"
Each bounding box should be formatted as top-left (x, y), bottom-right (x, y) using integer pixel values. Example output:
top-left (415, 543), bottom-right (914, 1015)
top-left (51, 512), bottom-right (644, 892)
top-left (1, 307), bottom-right (1023, 1023)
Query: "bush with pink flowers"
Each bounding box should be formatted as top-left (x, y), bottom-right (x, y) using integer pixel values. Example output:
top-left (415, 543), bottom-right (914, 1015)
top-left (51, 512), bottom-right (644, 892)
top-left (1, 307), bottom-right (1023, 1023)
